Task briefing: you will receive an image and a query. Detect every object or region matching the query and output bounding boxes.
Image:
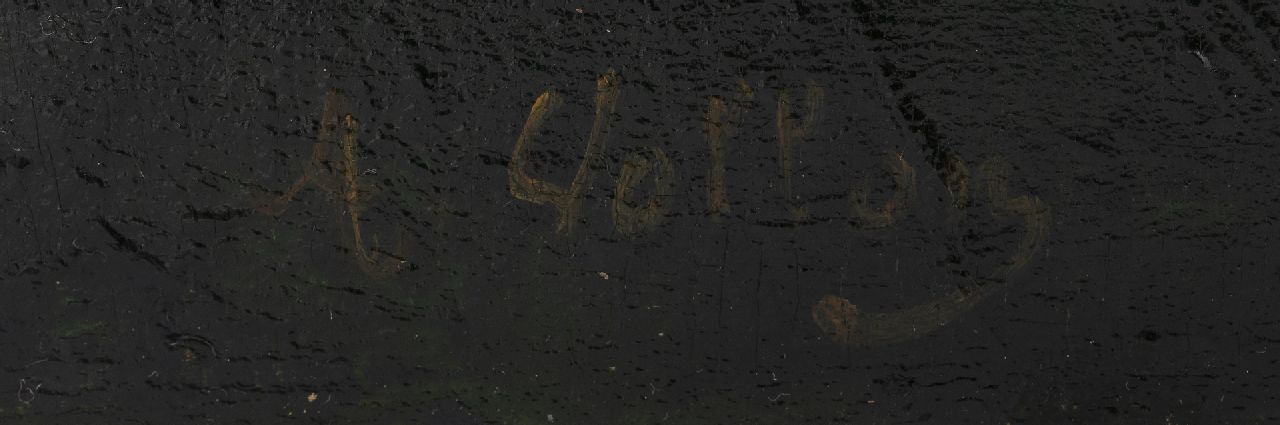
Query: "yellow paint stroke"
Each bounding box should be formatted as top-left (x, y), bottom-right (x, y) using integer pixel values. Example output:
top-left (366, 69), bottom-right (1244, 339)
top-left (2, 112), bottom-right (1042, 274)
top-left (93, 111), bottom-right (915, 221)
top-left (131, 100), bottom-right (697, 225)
top-left (849, 152), bottom-right (917, 229)
top-left (703, 79), bottom-right (754, 218)
top-left (612, 147), bottom-right (674, 237)
top-left (257, 90), bottom-right (405, 278)
top-left (814, 156), bottom-right (1049, 347)
top-left (775, 81), bottom-right (824, 222)
top-left (508, 69), bottom-right (621, 234)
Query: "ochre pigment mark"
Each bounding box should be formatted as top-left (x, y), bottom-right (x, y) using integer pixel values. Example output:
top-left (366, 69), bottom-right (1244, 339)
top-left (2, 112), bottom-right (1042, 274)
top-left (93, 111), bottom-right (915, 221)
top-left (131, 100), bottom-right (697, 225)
top-left (775, 81), bottom-right (823, 222)
top-left (811, 284), bottom-right (986, 347)
top-left (811, 295), bottom-right (857, 345)
top-left (704, 80), bottom-right (754, 218)
top-left (942, 152), bottom-right (969, 209)
top-left (257, 92), bottom-right (348, 214)
top-left (814, 155), bottom-right (1049, 347)
top-left (336, 114), bottom-right (407, 278)
top-left (977, 158), bottom-right (1050, 275)
top-left (612, 148), bottom-right (674, 237)
top-left (258, 90), bottom-right (405, 278)
top-left (849, 153), bottom-right (917, 229)
top-left (508, 69), bottom-right (621, 234)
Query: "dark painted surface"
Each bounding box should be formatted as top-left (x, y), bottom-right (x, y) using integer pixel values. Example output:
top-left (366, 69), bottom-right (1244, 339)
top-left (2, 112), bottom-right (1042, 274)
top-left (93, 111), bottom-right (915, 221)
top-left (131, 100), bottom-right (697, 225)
top-left (1, 1), bottom-right (1278, 423)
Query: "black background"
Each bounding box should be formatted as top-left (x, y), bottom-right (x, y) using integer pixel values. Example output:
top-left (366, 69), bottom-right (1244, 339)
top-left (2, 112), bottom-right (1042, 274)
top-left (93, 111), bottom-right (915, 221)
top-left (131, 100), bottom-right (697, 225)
top-left (2, 1), bottom-right (1279, 423)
